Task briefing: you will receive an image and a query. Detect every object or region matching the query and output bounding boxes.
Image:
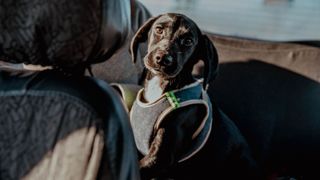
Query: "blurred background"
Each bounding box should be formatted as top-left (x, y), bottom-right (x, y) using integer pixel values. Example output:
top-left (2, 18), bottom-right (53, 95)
top-left (139, 0), bottom-right (320, 41)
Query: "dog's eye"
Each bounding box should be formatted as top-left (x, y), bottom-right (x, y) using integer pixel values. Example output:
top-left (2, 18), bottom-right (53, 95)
top-left (181, 38), bottom-right (193, 47)
top-left (155, 27), bottom-right (163, 35)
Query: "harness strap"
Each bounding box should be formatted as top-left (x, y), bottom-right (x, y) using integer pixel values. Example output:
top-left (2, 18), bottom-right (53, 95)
top-left (165, 91), bottom-right (180, 109)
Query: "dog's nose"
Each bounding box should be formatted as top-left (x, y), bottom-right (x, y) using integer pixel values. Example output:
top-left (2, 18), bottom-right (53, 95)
top-left (155, 54), bottom-right (173, 66)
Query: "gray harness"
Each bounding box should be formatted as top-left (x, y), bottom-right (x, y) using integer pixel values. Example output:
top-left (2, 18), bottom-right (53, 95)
top-left (130, 81), bottom-right (213, 162)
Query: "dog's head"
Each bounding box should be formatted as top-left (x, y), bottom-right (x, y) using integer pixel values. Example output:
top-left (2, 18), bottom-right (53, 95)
top-left (130, 13), bottom-right (219, 88)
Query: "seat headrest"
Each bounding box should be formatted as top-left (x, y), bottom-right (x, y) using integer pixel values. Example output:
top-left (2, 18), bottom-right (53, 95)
top-left (0, 0), bottom-right (131, 68)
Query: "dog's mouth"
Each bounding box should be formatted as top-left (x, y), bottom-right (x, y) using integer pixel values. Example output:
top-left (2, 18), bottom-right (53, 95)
top-left (144, 56), bottom-right (180, 78)
top-left (144, 61), bottom-right (163, 75)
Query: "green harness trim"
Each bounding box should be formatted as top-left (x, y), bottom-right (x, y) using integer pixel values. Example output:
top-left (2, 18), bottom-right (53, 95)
top-left (165, 91), bottom-right (180, 109)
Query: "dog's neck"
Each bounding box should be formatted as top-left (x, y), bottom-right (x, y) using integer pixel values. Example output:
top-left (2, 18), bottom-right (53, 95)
top-left (143, 71), bottom-right (195, 103)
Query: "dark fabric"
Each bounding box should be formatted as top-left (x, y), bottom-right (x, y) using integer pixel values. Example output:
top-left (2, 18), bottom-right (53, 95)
top-left (0, 0), bottom-right (131, 68)
top-left (88, 1), bottom-right (151, 83)
top-left (170, 106), bottom-right (258, 180)
top-left (0, 70), bottom-right (140, 180)
top-left (0, 1), bottom-right (148, 179)
top-left (0, 91), bottom-right (102, 180)
top-left (205, 33), bottom-right (320, 178)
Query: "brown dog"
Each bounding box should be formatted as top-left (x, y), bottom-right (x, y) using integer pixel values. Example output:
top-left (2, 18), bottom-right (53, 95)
top-left (130, 13), bottom-right (257, 180)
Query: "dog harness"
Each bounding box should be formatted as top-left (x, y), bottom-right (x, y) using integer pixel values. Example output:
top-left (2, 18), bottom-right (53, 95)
top-left (130, 81), bottom-right (213, 162)
top-left (110, 83), bottom-right (142, 112)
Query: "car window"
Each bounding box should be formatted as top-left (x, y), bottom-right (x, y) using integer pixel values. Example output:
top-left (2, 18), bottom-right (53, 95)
top-left (139, 0), bottom-right (320, 41)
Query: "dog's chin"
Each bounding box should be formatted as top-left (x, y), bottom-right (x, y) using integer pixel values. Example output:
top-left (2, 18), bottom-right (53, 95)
top-left (146, 64), bottom-right (179, 79)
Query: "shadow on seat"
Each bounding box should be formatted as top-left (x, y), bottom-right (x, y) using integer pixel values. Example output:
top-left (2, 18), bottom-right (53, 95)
top-left (208, 60), bottom-right (320, 178)
top-left (0, 70), bottom-right (140, 180)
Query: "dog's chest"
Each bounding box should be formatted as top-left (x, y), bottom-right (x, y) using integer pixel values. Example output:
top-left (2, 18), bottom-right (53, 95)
top-left (144, 76), bottom-right (164, 102)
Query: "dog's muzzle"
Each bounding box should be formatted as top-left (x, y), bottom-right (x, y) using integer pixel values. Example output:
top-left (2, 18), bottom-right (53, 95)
top-left (155, 53), bottom-right (174, 67)
top-left (145, 50), bottom-right (179, 77)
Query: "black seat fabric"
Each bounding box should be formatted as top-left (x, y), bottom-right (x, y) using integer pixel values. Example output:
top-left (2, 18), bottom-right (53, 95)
top-left (0, 70), bottom-right (140, 180)
top-left (205, 34), bottom-right (320, 178)
top-left (0, 0), bottom-right (131, 68)
top-left (0, 0), bottom-right (151, 179)
top-left (88, 0), bottom-right (152, 84)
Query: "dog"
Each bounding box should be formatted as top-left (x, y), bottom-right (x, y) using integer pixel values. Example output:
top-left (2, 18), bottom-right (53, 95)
top-left (129, 13), bottom-right (258, 180)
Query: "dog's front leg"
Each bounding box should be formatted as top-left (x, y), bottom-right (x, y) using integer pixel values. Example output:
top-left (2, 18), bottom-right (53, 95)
top-left (140, 127), bottom-right (179, 179)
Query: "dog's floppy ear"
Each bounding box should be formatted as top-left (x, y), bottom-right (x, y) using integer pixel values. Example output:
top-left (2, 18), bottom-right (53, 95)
top-left (130, 15), bottom-right (160, 63)
top-left (198, 35), bottom-right (219, 90)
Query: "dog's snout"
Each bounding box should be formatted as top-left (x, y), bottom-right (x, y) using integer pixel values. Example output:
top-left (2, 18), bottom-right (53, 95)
top-left (155, 55), bottom-right (161, 62)
top-left (155, 52), bottom-right (173, 66)
top-left (163, 55), bottom-right (173, 66)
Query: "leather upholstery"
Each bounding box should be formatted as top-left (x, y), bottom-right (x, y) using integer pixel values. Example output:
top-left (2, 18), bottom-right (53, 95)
top-left (206, 33), bottom-right (320, 177)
